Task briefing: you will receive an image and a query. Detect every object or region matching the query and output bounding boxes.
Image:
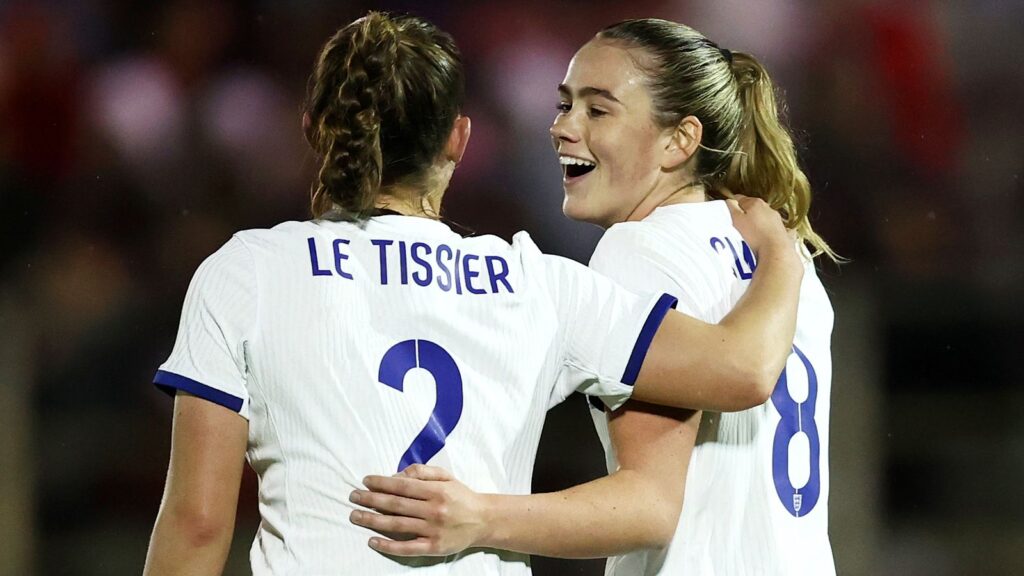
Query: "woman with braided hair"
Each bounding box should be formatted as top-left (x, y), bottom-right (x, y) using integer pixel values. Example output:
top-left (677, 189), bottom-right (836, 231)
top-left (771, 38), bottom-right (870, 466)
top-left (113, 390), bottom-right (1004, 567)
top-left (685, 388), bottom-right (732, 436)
top-left (352, 18), bottom-right (839, 576)
top-left (143, 13), bottom-right (804, 576)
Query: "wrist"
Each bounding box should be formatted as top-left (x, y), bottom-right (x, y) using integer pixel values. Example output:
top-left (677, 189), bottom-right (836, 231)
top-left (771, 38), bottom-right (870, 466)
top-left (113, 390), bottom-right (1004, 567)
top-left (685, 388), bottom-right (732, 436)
top-left (759, 237), bottom-right (796, 259)
top-left (475, 493), bottom-right (503, 549)
top-left (758, 242), bottom-right (803, 274)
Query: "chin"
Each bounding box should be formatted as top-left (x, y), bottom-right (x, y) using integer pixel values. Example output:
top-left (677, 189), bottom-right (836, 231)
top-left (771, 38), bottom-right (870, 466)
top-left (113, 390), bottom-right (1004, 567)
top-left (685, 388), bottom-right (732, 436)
top-left (562, 197), bottom-right (612, 228)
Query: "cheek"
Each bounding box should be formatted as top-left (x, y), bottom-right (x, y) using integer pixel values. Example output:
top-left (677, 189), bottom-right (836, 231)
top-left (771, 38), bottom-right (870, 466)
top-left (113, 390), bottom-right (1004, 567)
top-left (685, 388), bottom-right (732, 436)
top-left (607, 128), bottom-right (659, 179)
top-left (604, 143), bottom-right (656, 198)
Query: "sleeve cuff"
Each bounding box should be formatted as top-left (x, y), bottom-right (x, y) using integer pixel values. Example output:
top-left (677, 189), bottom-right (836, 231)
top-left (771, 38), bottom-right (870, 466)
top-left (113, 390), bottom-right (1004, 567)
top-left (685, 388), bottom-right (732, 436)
top-left (153, 370), bottom-right (245, 413)
top-left (621, 293), bottom-right (678, 386)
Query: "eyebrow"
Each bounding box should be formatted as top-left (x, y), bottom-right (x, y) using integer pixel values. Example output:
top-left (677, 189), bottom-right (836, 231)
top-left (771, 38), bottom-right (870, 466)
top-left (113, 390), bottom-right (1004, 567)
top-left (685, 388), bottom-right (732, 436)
top-left (557, 84), bottom-right (623, 105)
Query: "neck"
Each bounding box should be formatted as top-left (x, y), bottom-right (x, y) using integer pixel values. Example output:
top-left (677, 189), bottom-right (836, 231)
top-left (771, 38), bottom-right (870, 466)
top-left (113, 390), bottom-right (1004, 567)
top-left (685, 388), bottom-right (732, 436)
top-left (375, 163), bottom-right (454, 218)
top-left (374, 188), bottom-right (445, 219)
top-left (623, 180), bottom-right (706, 223)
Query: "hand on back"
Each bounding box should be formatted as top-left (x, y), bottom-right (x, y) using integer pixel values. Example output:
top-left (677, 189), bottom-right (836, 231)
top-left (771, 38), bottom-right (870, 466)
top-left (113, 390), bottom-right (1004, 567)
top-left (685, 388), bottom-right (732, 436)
top-left (349, 464), bottom-right (487, 557)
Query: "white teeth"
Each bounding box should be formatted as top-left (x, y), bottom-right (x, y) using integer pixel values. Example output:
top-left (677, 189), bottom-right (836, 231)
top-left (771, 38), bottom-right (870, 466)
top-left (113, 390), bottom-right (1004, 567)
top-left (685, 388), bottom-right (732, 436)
top-left (559, 156), bottom-right (595, 167)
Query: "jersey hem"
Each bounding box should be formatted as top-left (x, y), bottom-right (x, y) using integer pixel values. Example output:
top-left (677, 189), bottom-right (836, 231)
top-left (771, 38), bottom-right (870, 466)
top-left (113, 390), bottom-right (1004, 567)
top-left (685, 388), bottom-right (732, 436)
top-left (153, 369), bottom-right (245, 413)
top-left (621, 293), bottom-right (678, 385)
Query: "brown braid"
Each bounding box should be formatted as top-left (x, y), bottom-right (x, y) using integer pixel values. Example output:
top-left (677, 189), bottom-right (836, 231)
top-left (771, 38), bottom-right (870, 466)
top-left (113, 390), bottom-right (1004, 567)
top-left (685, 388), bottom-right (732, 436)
top-left (305, 12), bottom-right (465, 219)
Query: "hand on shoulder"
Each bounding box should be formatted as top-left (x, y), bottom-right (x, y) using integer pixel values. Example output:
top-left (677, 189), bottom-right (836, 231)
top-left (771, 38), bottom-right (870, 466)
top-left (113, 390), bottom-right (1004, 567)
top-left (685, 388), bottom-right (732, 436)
top-left (726, 195), bottom-right (801, 267)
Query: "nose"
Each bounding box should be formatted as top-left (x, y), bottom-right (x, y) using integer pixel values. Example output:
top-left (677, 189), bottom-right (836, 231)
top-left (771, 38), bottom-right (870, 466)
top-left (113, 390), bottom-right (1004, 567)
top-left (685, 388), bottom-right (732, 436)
top-left (549, 113), bottom-right (579, 145)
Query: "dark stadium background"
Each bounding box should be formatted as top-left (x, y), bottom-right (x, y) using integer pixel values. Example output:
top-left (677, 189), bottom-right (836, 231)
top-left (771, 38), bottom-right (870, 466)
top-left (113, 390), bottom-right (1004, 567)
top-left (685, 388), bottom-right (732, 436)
top-left (1, 0), bottom-right (1022, 574)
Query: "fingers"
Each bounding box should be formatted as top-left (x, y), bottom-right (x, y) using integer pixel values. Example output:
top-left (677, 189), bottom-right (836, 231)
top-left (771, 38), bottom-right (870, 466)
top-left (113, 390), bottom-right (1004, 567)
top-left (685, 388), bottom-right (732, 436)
top-left (734, 194), bottom-right (766, 212)
top-left (362, 475), bottom-right (436, 501)
top-left (397, 464), bottom-right (454, 482)
top-left (368, 535), bottom-right (445, 557)
top-left (352, 510), bottom-right (453, 557)
top-left (350, 487), bottom-right (434, 519)
top-left (350, 509), bottom-right (431, 539)
top-left (730, 195), bottom-right (782, 223)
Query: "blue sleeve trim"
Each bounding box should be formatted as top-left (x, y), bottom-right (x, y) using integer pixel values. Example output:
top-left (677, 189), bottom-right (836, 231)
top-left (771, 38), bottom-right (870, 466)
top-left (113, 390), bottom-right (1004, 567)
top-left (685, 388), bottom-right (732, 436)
top-left (621, 293), bottom-right (678, 386)
top-left (153, 370), bottom-right (245, 413)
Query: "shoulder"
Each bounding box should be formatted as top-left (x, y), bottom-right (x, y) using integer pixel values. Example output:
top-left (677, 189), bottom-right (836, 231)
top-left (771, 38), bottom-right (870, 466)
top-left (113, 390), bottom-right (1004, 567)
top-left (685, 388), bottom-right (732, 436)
top-left (508, 231), bottom-right (586, 285)
top-left (196, 233), bottom-right (258, 274)
top-left (489, 230), bottom-right (546, 271)
top-left (233, 220), bottom-right (319, 249)
top-left (590, 211), bottom-right (714, 276)
top-left (594, 221), bottom-right (655, 253)
top-left (591, 203), bottom-right (732, 265)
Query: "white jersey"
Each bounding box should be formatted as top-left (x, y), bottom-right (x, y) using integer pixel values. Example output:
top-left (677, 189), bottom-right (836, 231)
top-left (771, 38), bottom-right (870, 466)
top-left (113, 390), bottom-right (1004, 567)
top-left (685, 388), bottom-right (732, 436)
top-left (588, 201), bottom-right (835, 576)
top-left (155, 214), bottom-right (677, 576)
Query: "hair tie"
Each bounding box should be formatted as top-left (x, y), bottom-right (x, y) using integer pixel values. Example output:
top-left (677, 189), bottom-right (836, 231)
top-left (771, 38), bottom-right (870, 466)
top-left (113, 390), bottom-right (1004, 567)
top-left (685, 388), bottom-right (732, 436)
top-left (720, 48), bottom-right (733, 64)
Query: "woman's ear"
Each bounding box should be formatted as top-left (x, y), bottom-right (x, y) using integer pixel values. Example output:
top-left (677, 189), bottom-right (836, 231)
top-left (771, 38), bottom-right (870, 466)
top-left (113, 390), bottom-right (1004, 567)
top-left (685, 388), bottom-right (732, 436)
top-left (662, 115), bottom-right (702, 170)
top-left (302, 111), bottom-right (316, 149)
top-left (445, 115), bottom-right (472, 164)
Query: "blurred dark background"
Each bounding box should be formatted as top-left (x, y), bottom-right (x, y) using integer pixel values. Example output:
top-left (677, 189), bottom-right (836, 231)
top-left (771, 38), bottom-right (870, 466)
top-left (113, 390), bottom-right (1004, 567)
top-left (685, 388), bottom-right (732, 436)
top-left (1, 0), bottom-right (1022, 574)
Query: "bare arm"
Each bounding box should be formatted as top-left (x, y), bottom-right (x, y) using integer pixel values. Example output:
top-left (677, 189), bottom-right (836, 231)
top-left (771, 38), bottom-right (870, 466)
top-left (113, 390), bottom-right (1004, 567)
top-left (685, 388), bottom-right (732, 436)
top-left (144, 393), bottom-right (248, 576)
top-left (349, 400), bottom-right (698, 558)
top-left (631, 196), bottom-right (803, 412)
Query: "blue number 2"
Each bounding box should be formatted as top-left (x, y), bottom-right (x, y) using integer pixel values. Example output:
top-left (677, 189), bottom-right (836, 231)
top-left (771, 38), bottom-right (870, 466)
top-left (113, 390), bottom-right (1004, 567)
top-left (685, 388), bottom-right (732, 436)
top-left (378, 340), bottom-right (464, 472)
top-left (770, 345), bottom-right (820, 517)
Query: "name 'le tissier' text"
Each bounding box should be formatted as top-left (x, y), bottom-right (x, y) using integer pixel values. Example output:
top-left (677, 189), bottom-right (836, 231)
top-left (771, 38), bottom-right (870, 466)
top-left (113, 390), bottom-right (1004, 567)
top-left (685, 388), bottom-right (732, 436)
top-left (306, 237), bottom-right (515, 295)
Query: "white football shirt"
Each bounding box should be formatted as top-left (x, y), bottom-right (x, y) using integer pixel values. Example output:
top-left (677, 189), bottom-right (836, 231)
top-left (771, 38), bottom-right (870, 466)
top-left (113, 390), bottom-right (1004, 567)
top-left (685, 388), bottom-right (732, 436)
top-left (588, 201), bottom-right (836, 576)
top-left (154, 214), bottom-right (677, 576)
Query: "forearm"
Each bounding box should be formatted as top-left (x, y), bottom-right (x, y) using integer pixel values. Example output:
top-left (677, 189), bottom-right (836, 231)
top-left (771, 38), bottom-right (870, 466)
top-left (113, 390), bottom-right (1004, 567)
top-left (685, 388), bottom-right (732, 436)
top-left (145, 393), bottom-right (247, 576)
top-left (717, 242), bottom-right (803, 392)
top-left (352, 405), bottom-right (695, 559)
top-left (479, 470), bottom-right (678, 558)
top-left (143, 505), bottom-right (235, 576)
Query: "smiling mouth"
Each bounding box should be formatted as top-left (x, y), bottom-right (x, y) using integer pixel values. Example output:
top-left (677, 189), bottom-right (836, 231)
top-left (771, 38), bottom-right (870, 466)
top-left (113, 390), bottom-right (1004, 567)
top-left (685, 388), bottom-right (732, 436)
top-left (560, 156), bottom-right (597, 181)
top-left (565, 163), bottom-right (596, 178)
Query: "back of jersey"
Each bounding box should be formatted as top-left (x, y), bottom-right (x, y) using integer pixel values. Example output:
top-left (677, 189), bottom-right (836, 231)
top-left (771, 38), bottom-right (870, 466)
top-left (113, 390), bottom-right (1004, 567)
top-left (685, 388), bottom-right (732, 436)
top-left (155, 215), bottom-right (673, 575)
top-left (588, 201), bottom-right (836, 576)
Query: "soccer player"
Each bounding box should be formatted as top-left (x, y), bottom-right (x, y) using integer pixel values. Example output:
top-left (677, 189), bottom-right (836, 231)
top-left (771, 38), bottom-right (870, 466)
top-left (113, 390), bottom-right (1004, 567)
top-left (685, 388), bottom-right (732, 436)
top-left (350, 18), bottom-right (838, 576)
top-left (142, 13), bottom-right (803, 576)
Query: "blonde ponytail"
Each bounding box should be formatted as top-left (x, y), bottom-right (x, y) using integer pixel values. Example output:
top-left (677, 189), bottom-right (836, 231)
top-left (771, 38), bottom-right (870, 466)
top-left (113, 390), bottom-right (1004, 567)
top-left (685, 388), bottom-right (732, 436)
top-left (723, 52), bottom-right (837, 260)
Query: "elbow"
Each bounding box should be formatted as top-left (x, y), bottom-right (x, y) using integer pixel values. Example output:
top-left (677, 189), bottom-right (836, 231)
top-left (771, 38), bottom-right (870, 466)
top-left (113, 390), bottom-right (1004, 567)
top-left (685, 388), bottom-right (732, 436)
top-left (724, 360), bottom-right (780, 412)
top-left (748, 364), bottom-right (781, 407)
top-left (165, 503), bottom-right (233, 549)
top-left (646, 512), bottom-right (678, 548)
top-left (641, 493), bottom-right (682, 549)
top-left (617, 473), bottom-right (681, 550)
top-left (645, 487), bottom-right (683, 548)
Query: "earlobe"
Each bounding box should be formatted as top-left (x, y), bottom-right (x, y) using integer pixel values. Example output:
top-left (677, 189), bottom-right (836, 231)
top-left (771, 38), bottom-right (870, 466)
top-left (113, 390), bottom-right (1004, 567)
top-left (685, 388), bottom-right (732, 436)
top-left (446, 116), bottom-right (472, 164)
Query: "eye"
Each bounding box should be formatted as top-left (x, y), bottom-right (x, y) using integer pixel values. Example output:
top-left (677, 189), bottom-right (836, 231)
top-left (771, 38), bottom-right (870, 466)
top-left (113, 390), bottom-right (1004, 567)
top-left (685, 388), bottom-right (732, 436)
top-left (588, 107), bottom-right (608, 118)
top-left (556, 102), bottom-right (572, 113)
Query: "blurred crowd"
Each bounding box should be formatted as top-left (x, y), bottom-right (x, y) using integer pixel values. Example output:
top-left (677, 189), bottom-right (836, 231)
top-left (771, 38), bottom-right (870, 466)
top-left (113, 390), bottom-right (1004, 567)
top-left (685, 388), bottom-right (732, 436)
top-left (1, 0), bottom-right (1022, 574)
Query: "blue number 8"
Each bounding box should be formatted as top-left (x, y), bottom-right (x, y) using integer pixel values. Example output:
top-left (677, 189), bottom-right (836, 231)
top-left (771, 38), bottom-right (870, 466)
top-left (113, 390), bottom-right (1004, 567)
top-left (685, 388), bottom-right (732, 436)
top-left (378, 339), bottom-right (464, 472)
top-left (770, 345), bottom-right (820, 517)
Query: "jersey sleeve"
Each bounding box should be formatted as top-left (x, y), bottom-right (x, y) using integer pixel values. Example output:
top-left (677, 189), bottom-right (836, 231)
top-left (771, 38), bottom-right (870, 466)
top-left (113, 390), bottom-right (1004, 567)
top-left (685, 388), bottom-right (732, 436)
top-left (542, 254), bottom-right (677, 411)
top-left (153, 235), bottom-right (257, 419)
top-left (585, 223), bottom-right (721, 412)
